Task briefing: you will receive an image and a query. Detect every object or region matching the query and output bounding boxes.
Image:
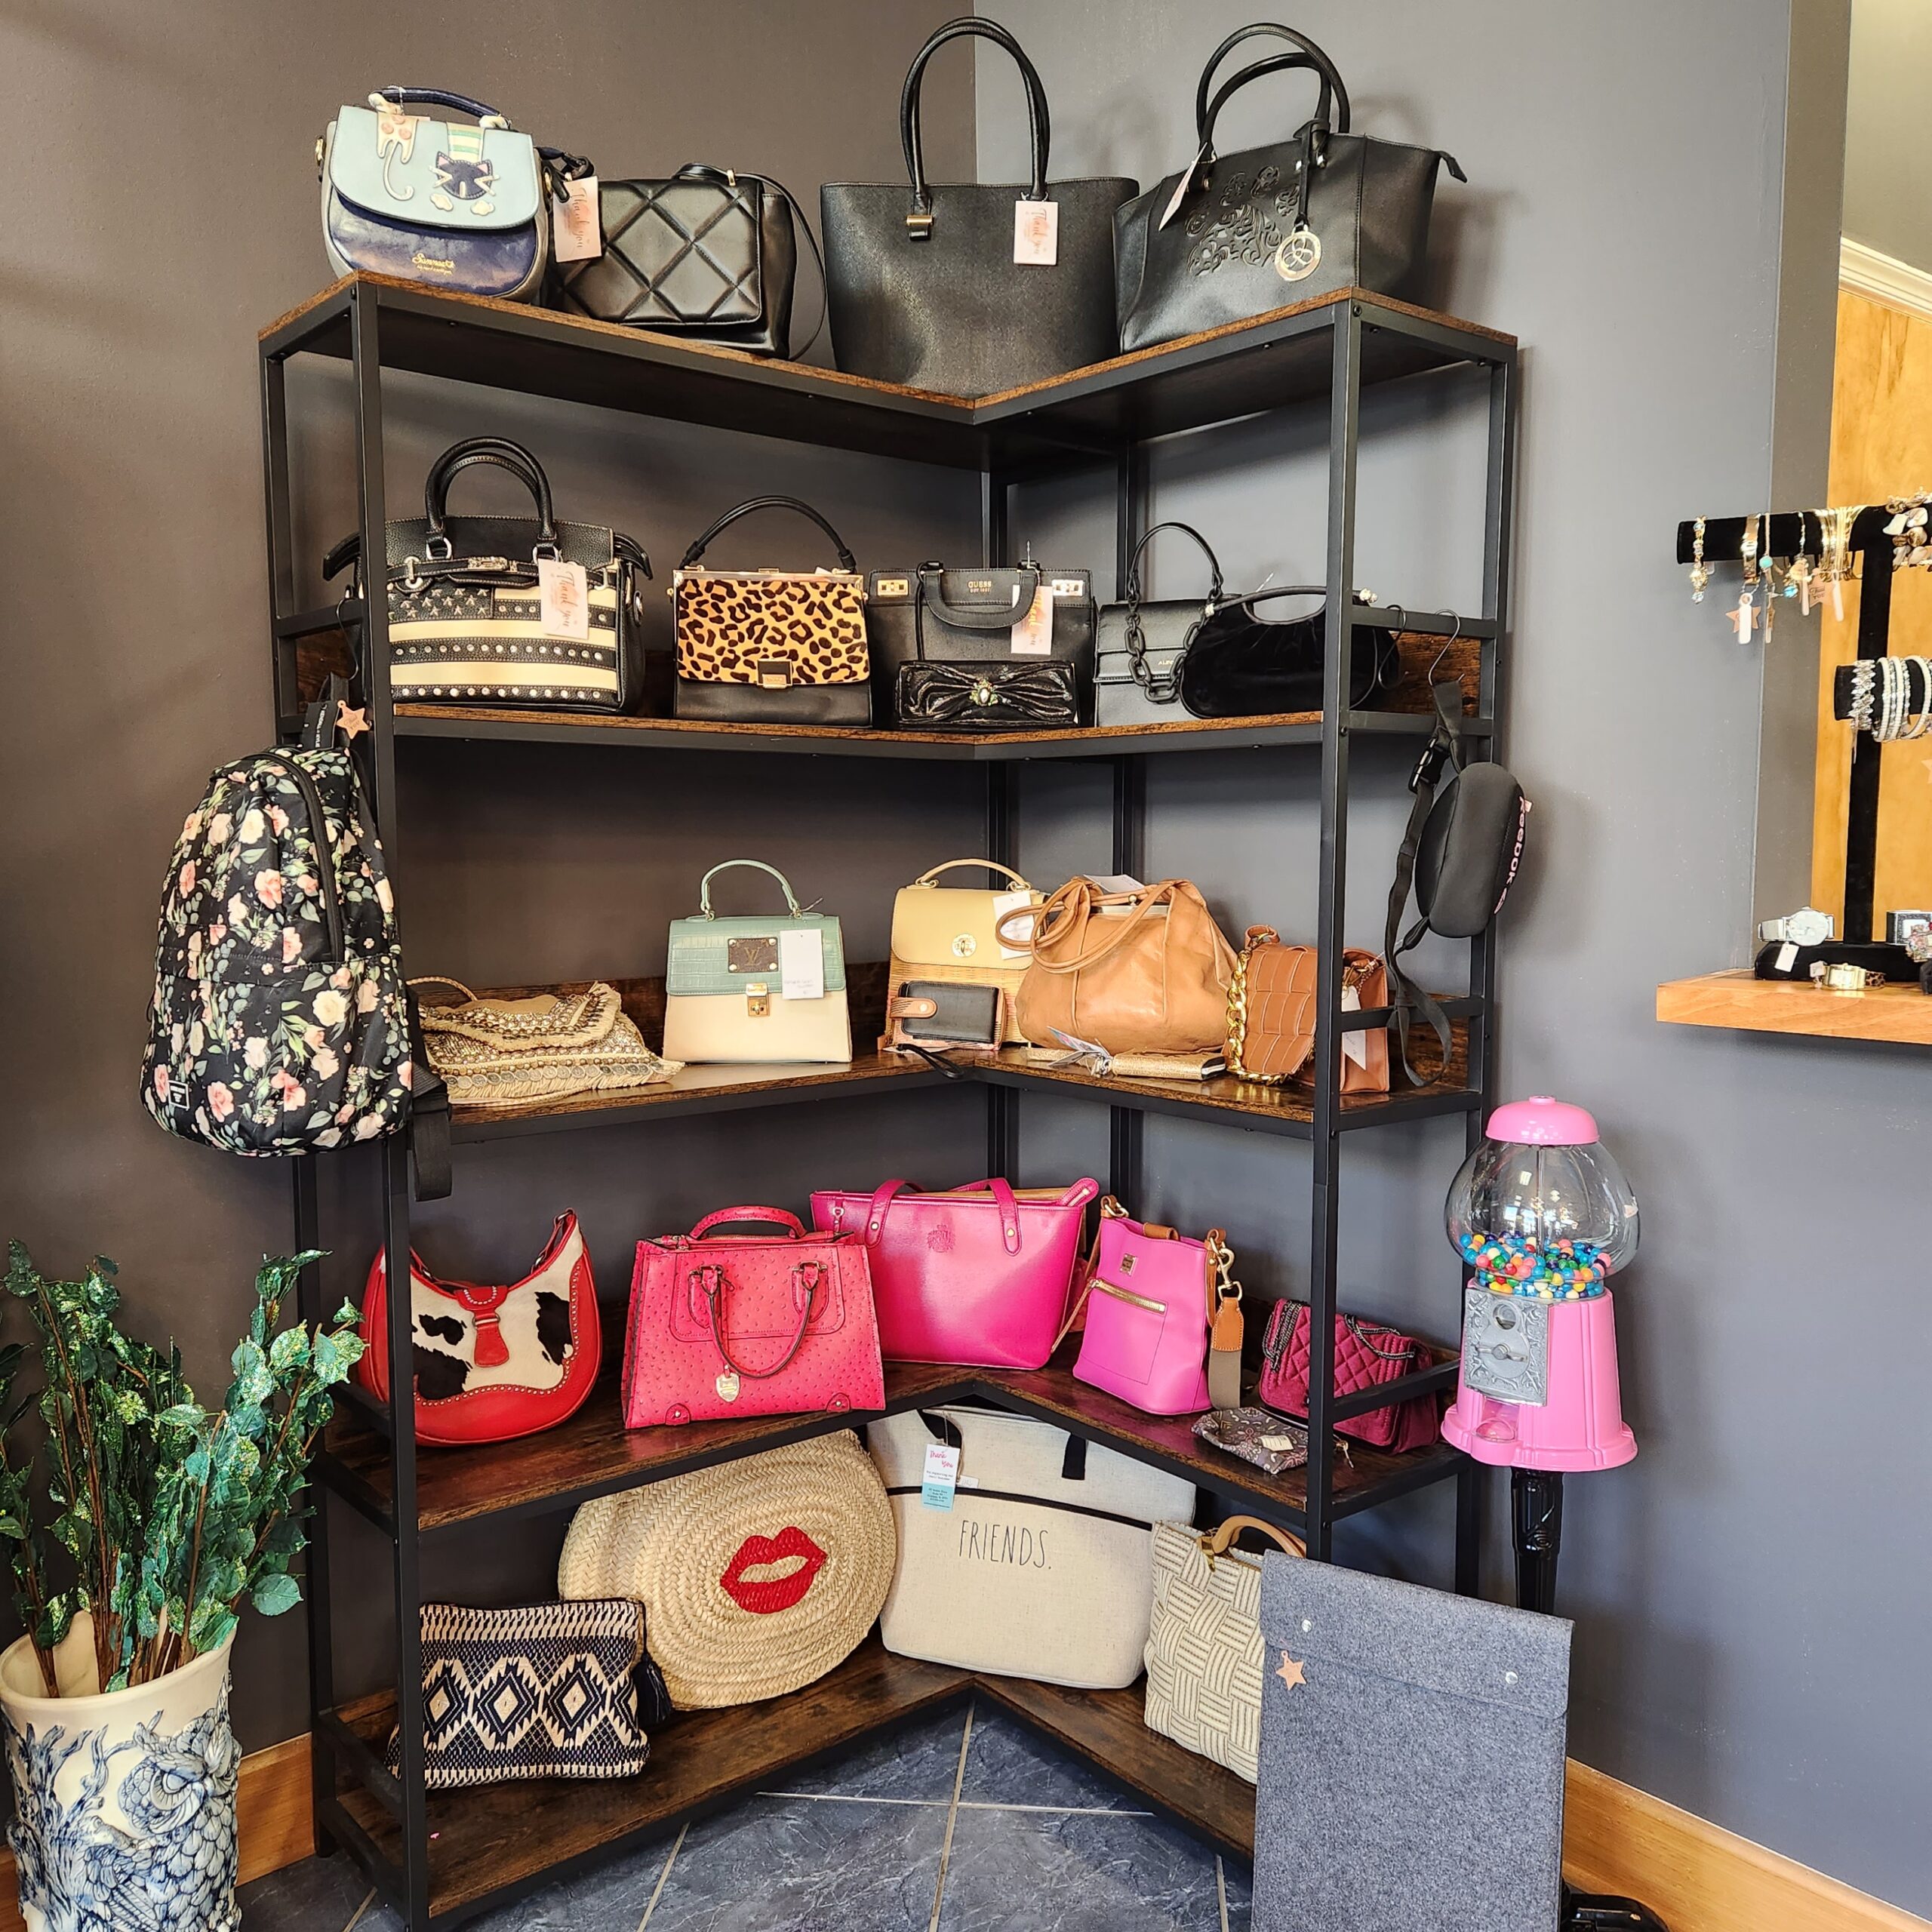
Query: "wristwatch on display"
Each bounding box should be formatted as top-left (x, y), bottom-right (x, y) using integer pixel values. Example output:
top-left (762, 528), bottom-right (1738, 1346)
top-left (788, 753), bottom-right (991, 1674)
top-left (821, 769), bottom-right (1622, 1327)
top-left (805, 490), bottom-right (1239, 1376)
top-left (1811, 961), bottom-right (1883, 992)
top-left (1758, 906), bottom-right (1834, 947)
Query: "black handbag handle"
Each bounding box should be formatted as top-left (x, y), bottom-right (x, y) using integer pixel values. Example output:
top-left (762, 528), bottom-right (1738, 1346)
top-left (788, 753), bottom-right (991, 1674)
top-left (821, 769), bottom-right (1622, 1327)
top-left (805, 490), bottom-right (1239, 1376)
top-left (678, 495), bottom-right (858, 573)
top-left (1192, 26), bottom-right (1351, 143)
top-left (423, 438), bottom-right (558, 558)
top-left (901, 17), bottom-right (1050, 229)
top-left (914, 559), bottom-right (1043, 632)
top-left (1126, 522), bottom-right (1224, 605)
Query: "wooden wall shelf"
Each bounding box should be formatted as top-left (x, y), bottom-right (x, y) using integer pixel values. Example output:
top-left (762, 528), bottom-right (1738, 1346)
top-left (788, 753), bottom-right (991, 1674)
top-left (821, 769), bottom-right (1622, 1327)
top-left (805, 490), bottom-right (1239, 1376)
top-left (1656, 969), bottom-right (1932, 1046)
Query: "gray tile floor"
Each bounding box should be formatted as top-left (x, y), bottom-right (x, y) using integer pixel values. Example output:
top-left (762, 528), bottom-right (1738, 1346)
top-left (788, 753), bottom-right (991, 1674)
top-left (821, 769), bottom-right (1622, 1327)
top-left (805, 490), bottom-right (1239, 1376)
top-left (242, 1701), bottom-right (1251, 1931)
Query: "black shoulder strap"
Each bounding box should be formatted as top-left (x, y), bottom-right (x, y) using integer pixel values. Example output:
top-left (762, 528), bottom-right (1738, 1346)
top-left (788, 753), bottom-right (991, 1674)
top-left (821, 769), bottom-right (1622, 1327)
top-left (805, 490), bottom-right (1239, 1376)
top-left (405, 987), bottom-right (452, 1202)
top-left (1382, 681), bottom-right (1464, 1086)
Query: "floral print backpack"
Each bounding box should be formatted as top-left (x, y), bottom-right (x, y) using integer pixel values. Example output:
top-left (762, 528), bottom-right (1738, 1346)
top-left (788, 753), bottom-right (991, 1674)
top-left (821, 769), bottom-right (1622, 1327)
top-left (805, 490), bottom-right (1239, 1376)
top-left (142, 698), bottom-right (419, 1160)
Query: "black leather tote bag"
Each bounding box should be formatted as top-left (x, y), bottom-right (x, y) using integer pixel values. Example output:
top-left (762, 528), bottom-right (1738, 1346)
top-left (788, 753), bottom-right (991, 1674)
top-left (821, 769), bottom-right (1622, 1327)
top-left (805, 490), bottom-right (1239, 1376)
top-left (1113, 23), bottom-right (1464, 355)
top-left (549, 165), bottom-right (824, 358)
top-left (1178, 588), bottom-right (1398, 720)
top-left (866, 562), bottom-right (1096, 722)
top-left (820, 17), bottom-right (1136, 396)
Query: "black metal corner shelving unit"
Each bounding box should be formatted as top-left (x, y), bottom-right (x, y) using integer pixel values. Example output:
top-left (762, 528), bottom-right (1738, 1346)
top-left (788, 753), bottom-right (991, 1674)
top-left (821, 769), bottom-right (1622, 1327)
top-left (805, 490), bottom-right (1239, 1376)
top-left (260, 273), bottom-right (1517, 1929)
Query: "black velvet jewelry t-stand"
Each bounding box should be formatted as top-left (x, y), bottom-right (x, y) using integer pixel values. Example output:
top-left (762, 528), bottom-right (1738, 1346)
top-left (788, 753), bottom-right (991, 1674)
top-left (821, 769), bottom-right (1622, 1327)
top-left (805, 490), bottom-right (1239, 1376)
top-left (1675, 508), bottom-right (1903, 956)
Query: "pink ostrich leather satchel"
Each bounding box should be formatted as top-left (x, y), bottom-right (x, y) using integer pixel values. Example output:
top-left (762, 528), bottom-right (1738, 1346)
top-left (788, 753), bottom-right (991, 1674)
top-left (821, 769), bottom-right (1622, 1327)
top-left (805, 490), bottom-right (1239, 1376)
top-left (622, 1205), bottom-right (884, 1427)
top-left (1071, 1203), bottom-right (1238, 1416)
top-left (808, 1177), bottom-right (1099, 1369)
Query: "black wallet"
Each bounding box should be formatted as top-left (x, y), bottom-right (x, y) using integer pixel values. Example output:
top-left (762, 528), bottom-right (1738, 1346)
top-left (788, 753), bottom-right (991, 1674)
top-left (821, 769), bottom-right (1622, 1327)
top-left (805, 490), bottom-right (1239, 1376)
top-left (886, 980), bottom-right (1002, 1049)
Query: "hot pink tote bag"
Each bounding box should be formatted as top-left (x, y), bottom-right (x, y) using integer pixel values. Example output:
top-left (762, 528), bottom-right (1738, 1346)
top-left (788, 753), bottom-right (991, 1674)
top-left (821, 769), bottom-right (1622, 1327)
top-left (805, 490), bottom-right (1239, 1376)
top-left (808, 1177), bottom-right (1099, 1369)
top-left (623, 1205), bottom-right (885, 1427)
top-left (1071, 1207), bottom-right (1217, 1415)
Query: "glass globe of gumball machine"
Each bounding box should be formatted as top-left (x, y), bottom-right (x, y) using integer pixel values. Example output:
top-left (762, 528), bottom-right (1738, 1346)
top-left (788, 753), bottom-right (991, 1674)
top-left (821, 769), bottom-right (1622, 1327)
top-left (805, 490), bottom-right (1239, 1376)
top-left (1441, 1097), bottom-right (1639, 1615)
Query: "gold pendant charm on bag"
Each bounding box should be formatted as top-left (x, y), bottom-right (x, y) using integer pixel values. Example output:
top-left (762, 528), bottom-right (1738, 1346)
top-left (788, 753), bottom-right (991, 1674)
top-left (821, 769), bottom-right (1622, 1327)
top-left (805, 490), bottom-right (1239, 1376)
top-left (715, 1371), bottom-right (741, 1403)
top-left (1275, 225), bottom-right (1321, 282)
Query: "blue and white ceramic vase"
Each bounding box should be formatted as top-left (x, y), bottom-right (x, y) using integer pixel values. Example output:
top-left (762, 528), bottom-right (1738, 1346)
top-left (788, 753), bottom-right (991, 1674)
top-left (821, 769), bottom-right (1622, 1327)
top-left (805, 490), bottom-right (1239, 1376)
top-left (0, 1613), bottom-right (240, 1932)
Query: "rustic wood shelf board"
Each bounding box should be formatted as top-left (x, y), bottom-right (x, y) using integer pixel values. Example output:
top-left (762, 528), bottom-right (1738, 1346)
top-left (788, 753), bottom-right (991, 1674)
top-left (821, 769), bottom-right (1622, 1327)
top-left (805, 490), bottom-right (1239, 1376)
top-left (263, 275), bottom-right (1512, 471)
top-left (1656, 969), bottom-right (1932, 1045)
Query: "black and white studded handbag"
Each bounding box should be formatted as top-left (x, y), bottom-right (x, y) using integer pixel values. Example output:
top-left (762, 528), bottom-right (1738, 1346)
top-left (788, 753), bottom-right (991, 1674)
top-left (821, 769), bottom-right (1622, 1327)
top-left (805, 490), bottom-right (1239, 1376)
top-left (324, 437), bottom-right (651, 714)
top-left (386, 1598), bottom-right (672, 1789)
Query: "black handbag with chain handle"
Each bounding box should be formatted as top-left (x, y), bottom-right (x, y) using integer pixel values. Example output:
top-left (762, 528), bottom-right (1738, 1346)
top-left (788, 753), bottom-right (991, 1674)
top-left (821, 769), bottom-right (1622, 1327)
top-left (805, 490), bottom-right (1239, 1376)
top-left (1094, 521), bottom-right (1227, 727)
top-left (549, 164), bottom-right (826, 359)
top-left (820, 17), bottom-right (1136, 396)
top-left (1112, 23), bottom-right (1464, 355)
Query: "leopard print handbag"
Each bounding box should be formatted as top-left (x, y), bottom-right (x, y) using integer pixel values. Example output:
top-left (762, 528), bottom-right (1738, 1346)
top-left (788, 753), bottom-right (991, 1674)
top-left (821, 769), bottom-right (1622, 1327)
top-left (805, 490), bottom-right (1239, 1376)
top-left (672, 496), bottom-right (870, 723)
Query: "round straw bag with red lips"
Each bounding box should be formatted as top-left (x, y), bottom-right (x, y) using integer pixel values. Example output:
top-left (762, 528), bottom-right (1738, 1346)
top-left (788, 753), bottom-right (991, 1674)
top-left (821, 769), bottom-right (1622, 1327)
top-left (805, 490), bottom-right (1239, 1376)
top-left (556, 1432), bottom-right (894, 1709)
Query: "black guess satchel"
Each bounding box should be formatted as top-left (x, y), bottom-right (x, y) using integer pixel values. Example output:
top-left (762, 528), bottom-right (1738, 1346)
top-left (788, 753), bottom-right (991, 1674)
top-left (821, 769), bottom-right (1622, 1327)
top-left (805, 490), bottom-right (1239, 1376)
top-left (549, 164), bottom-right (825, 359)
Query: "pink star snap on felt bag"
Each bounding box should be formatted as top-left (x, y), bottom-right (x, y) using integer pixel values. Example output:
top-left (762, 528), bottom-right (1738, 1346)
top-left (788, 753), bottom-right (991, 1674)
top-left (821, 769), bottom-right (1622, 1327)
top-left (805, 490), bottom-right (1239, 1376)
top-left (808, 1177), bottom-right (1100, 1369)
top-left (622, 1205), bottom-right (884, 1427)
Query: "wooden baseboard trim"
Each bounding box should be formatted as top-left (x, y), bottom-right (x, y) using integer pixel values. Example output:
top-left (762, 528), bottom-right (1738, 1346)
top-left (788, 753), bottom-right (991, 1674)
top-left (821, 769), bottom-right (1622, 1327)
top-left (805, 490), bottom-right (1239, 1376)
top-left (0, 1733), bottom-right (312, 1932)
top-left (1564, 1758), bottom-right (1928, 1932)
top-left (4, 1734), bottom-right (1921, 1931)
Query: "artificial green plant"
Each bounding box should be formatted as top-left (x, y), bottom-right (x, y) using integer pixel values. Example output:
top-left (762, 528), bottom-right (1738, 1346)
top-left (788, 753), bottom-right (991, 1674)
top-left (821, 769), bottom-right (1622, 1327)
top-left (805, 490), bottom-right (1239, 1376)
top-left (0, 1242), bottom-right (364, 1696)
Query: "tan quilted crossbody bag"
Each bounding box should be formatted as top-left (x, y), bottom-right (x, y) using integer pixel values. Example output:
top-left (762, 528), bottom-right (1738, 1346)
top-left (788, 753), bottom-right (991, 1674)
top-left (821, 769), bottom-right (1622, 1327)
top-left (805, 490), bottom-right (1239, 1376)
top-left (1224, 928), bottom-right (1390, 1093)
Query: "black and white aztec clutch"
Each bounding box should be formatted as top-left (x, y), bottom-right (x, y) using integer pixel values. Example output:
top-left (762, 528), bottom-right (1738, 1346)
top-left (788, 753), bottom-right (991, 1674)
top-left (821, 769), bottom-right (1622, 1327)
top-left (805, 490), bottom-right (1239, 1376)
top-left (386, 1598), bottom-right (672, 1789)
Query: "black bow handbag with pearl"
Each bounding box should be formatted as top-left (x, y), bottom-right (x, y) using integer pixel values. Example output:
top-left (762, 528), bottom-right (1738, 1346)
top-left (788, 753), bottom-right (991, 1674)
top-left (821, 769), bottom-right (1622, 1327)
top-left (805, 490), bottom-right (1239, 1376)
top-left (322, 436), bottom-right (654, 715)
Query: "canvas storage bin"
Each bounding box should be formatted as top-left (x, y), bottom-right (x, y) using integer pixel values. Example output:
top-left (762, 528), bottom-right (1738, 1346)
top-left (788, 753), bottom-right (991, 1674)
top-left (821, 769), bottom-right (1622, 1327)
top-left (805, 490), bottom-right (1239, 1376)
top-left (558, 1432), bottom-right (894, 1709)
top-left (868, 1406), bottom-right (1195, 1688)
top-left (1254, 1555), bottom-right (1573, 1932)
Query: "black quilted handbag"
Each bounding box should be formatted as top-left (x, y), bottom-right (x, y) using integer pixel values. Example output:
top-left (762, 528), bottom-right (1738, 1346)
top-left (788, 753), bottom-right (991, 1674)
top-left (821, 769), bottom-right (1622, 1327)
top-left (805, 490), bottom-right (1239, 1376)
top-left (549, 164), bottom-right (825, 359)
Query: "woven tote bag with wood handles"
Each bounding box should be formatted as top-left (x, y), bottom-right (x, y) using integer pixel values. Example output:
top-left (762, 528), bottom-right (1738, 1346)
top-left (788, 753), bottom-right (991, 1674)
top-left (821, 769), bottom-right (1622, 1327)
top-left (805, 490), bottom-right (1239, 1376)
top-left (557, 1432), bottom-right (894, 1709)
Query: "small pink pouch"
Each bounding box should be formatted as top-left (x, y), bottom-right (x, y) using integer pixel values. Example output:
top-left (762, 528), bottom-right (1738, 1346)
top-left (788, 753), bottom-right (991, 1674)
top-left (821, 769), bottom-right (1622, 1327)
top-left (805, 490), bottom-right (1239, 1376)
top-left (1071, 1205), bottom-right (1223, 1416)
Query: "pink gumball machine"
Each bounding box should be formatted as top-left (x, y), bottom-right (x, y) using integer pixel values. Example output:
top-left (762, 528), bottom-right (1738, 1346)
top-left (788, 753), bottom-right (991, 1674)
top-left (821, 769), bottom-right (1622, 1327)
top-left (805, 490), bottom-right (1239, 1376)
top-left (1441, 1096), bottom-right (1639, 1615)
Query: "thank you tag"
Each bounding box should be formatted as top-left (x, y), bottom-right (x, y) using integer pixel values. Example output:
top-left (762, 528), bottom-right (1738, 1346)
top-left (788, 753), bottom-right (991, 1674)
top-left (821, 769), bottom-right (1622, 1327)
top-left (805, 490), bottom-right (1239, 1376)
top-left (552, 176), bottom-right (603, 261)
top-left (1158, 144), bottom-right (1211, 229)
top-left (921, 1442), bottom-right (961, 1510)
top-left (1341, 982), bottom-right (1367, 1071)
top-left (1011, 583), bottom-right (1055, 656)
top-left (992, 889), bottom-right (1036, 960)
top-left (779, 928), bottom-right (826, 1001)
top-left (537, 558), bottom-right (590, 641)
top-left (1014, 198), bottom-right (1059, 266)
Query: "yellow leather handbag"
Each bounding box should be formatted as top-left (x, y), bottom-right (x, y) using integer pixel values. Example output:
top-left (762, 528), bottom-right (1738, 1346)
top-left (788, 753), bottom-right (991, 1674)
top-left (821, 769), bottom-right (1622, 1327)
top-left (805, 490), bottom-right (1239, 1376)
top-left (888, 860), bottom-right (1042, 1047)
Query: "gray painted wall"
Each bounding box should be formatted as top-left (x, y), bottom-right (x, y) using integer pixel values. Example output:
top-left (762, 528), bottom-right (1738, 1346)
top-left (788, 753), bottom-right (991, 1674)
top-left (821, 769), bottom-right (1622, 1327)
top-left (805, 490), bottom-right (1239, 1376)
top-left (0, 0), bottom-right (977, 1753)
top-left (981, 1), bottom-right (1927, 1912)
top-left (1844, 0), bottom-right (1932, 272)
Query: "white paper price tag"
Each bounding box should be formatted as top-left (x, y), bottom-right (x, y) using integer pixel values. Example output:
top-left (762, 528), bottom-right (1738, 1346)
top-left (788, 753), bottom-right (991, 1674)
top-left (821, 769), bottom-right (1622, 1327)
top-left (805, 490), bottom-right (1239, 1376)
top-left (1011, 583), bottom-right (1055, 656)
top-left (780, 928), bottom-right (826, 1001)
top-left (1158, 143), bottom-right (1211, 228)
top-left (921, 1442), bottom-right (961, 1510)
top-left (1014, 198), bottom-right (1059, 266)
top-left (992, 889), bottom-right (1036, 960)
top-left (552, 176), bottom-right (603, 262)
top-left (1776, 940), bottom-right (1799, 974)
top-left (1341, 981), bottom-right (1368, 1071)
top-left (537, 558), bottom-right (590, 641)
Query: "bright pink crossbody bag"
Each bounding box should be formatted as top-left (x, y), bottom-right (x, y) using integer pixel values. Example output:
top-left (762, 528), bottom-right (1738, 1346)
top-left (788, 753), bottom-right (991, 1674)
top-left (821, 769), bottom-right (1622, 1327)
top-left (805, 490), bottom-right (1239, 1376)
top-left (622, 1205), bottom-right (884, 1428)
top-left (808, 1177), bottom-right (1099, 1369)
top-left (1069, 1199), bottom-right (1245, 1416)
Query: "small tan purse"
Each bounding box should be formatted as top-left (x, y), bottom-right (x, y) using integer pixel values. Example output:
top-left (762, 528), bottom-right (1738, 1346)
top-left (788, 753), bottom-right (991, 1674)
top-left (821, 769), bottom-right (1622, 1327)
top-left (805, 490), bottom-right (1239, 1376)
top-left (1224, 928), bottom-right (1391, 1094)
top-left (998, 878), bottom-right (1236, 1055)
top-left (412, 979), bottom-right (679, 1109)
top-left (888, 859), bottom-right (1041, 1047)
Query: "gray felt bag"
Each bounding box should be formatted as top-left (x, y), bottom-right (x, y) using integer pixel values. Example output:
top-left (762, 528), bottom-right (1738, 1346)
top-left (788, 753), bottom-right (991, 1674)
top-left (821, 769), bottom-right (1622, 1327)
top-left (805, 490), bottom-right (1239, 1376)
top-left (1254, 1556), bottom-right (1572, 1932)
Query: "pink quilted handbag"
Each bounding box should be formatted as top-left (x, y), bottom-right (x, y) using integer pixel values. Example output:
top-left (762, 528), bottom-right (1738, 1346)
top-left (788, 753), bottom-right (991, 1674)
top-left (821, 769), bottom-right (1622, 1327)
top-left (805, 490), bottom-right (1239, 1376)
top-left (622, 1206), bottom-right (884, 1428)
top-left (808, 1177), bottom-right (1099, 1369)
top-left (1069, 1204), bottom-right (1235, 1416)
top-left (1257, 1300), bottom-right (1439, 1451)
